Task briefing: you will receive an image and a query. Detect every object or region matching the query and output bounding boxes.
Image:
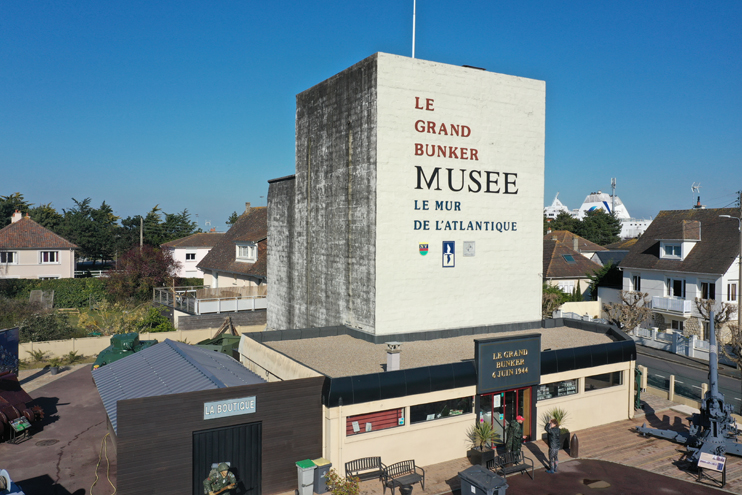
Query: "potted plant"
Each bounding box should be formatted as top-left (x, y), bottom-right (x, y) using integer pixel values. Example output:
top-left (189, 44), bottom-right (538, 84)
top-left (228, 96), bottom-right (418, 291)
top-left (466, 419), bottom-right (499, 466)
top-left (540, 407), bottom-right (570, 450)
top-left (48, 357), bottom-right (63, 376)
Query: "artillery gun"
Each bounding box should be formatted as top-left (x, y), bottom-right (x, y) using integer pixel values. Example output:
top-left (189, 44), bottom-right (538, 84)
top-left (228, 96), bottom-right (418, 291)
top-left (637, 312), bottom-right (742, 463)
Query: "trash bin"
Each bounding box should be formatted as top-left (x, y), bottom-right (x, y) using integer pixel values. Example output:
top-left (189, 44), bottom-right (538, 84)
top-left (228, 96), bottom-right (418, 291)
top-left (459, 465), bottom-right (508, 495)
top-left (296, 459), bottom-right (316, 495)
top-left (313, 457), bottom-right (332, 493)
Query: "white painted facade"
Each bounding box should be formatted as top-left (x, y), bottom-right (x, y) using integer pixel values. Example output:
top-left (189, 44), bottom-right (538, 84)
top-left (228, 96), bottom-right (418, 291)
top-left (0, 248), bottom-right (75, 279)
top-left (621, 263), bottom-right (740, 333)
top-left (163, 246), bottom-right (210, 278)
top-left (374, 54), bottom-right (545, 335)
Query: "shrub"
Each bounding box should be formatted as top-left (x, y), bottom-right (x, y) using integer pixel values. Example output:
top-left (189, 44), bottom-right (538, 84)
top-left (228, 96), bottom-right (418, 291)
top-left (139, 306), bottom-right (175, 333)
top-left (0, 278), bottom-right (108, 308)
top-left (19, 312), bottom-right (84, 343)
top-left (325, 469), bottom-right (359, 495)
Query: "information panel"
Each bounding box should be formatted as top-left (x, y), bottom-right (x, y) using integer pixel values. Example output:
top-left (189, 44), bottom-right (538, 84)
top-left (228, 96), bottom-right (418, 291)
top-left (475, 334), bottom-right (541, 394)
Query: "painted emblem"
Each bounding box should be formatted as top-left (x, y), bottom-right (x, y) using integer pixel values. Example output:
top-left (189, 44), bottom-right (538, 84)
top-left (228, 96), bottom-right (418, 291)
top-left (442, 241), bottom-right (455, 267)
top-left (419, 243), bottom-right (429, 256)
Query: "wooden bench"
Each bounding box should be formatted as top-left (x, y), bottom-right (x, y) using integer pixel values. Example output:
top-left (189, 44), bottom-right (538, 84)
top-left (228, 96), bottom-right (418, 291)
top-left (345, 456), bottom-right (386, 482)
top-left (486, 451), bottom-right (534, 479)
top-left (382, 460), bottom-right (425, 495)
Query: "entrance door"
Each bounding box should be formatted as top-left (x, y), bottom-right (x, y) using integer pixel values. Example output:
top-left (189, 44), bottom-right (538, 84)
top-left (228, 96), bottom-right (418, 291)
top-left (193, 422), bottom-right (262, 495)
top-left (479, 388), bottom-right (532, 445)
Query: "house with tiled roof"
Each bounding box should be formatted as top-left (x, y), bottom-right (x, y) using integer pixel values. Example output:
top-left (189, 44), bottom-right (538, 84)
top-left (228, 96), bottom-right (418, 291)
top-left (161, 231), bottom-right (225, 278)
top-left (619, 208), bottom-right (741, 338)
top-left (197, 203), bottom-right (267, 290)
top-left (0, 211), bottom-right (77, 279)
top-left (543, 239), bottom-right (603, 298)
top-left (544, 230), bottom-right (608, 260)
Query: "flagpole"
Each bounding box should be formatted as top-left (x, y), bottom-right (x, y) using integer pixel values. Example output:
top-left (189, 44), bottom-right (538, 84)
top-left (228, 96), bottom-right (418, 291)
top-left (412, 0), bottom-right (416, 58)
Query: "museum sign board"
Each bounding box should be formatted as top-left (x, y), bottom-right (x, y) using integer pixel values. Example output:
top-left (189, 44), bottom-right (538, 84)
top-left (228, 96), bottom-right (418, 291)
top-left (475, 334), bottom-right (541, 394)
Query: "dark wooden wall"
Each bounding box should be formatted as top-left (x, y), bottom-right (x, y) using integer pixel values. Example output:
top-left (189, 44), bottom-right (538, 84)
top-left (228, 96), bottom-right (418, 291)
top-left (177, 310), bottom-right (267, 330)
top-left (116, 376), bottom-right (325, 495)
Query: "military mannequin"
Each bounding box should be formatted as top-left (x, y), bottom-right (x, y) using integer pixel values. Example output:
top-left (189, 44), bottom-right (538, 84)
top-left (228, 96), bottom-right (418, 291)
top-left (506, 415), bottom-right (524, 453)
top-left (203, 462), bottom-right (237, 495)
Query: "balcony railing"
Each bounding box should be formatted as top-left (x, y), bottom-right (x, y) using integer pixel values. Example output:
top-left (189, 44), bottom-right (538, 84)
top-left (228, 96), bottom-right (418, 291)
top-left (154, 285), bottom-right (267, 315)
top-left (651, 296), bottom-right (693, 314)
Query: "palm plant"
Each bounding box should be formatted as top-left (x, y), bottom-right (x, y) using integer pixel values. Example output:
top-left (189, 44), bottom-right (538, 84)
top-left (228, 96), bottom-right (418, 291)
top-left (467, 419), bottom-right (499, 451)
top-left (540, 407), bottom-right (569, 433)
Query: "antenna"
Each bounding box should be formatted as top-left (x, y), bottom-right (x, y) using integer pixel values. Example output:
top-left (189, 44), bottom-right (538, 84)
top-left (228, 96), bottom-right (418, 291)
top-left (412, 0), bottom-right (416, 58)
top-left (611, 178), bottom-right (616, 214)
top-left (691, 182), bottom-right (701, 208)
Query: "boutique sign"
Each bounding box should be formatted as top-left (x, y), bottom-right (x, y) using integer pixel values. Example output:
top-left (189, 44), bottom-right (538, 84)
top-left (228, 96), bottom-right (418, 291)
top-left (203, 396), bottom-right (256, 420)
top-left (475, 335), bottom-right (541, 394)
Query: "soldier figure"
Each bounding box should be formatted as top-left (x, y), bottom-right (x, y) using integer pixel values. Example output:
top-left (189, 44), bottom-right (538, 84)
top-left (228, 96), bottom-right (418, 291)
top-left (203, 462), bottom-right (237, 495)
top-left (506, 415), bottom-right (524, 454)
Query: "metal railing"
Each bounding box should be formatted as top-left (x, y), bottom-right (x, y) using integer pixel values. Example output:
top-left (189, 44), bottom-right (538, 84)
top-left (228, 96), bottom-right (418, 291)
top-left (552, 311), bottom-right (608, 325)
top-left (74, 270), bottom-right (109, 278)
top-left (154, 285), bottom-right (267, 315)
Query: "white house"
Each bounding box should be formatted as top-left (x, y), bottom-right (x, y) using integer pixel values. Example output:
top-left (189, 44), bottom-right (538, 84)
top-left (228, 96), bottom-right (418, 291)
top-left (0, 211), bottom-right (77, 279)
top-left (161, 231), bottom-right (224, 278)
top-left (619, 208), bottom-right (740, 339)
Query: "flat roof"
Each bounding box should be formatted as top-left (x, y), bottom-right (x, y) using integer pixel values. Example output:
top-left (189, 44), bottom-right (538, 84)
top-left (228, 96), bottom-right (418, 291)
top-left (265, 326), bottom-right (614, 378)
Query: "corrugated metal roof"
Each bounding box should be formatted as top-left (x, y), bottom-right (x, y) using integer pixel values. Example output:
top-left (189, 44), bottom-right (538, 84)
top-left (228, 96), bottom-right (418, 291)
top-left (93, 339), bottom-right (265, 434)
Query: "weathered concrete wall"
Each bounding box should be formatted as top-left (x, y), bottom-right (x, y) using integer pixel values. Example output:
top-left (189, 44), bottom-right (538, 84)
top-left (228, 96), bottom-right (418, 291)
top-left (176, 310), bottom-right (266, 331)
top-left (267, 176), bottom-right (297, 330)
top-left (269, 55), bottom-right (378, 332)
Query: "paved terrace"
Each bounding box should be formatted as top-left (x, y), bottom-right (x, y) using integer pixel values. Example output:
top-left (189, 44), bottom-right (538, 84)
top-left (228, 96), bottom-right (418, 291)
top-left (265, 326), bottom-right (614, 377)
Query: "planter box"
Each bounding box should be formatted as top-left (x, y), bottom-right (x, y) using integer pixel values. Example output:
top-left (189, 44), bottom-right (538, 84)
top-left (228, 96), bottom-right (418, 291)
top-left (467, 448), bottom-right (495, 467)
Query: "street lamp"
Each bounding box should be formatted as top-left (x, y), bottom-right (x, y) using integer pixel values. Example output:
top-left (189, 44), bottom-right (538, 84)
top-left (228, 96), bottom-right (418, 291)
top-left (719, 214), bottom-right (742, 334)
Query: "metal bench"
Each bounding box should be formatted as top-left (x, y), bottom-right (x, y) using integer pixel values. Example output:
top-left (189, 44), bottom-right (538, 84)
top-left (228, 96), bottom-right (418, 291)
top-left (382, 460), bottom-right (425, 495)
top-left (345, 456), bottom-right (386, 482)
top-left (487, 451), bottom-right (534, 479)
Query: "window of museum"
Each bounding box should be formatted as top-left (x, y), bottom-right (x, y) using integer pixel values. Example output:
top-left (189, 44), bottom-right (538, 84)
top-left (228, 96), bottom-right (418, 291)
top-left (410, 396), bottom-right (473, 424)
top-left (701, 282), bottom-right (716, 300)
top-left (0, 251), bottom-right (17, 264)
top-left (536, 379), bottom-right (578, 401)
top-left (40, 251), bottom-right (59, 264)
top-left (235, 243), bottom-right (257, 263)
top-left (346, 408), bottom-right (404, 436)
top-left (585, 371), bottom-right (623, 392)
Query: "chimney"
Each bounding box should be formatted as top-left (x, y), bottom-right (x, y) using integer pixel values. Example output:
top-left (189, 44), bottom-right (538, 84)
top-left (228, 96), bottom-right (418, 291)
top-left (386, 342), bottom-right (402, 371)
top-left (245, 202), bottom-right (251, 215)
top-left (573, 237), bottom-right (579, 252)
top-left (11, 210), bottom-right (22, 223)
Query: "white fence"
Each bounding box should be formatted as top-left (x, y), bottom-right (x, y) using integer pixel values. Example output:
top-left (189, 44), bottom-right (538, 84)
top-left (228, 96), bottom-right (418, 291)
top-left (651, 296), bottom-right (693, 314)
top-left (154, 286), bottom-right (266, 315)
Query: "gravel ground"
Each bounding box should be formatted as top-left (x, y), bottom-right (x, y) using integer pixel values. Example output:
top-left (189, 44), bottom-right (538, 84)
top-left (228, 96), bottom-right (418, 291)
top-left (266, 326), bottom-right (614, 377)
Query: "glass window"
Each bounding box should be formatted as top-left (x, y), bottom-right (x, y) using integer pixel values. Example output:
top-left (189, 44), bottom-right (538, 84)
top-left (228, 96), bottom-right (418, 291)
top-left (0, 252), bottom-right (16, 264)
top-left (410, 396), bottom-right (473, 424)
top-left (701, 282), bottom-right (716, 300)
top-left (562, 254), bottom-right (576, 264)
top-left (536, 379), bottom-right (578, 401)
top-left (40, 251), bottom-right (58, 263)
top-left (185, 252), bottom-right (196, 261)
top-left (346, 408), bottom-right (404, 436)
top-left (236, 243), bottom-right (257, 262)
top-left (671, 320), bottom-right (684, 332)
top-left (663, 244), bottom-right (681, 258)
top-left (728, 283), bottom-right (738, 302)
top-left (632, 275), bottom-right (641, 292)
top-left (585, 371), bottom-right (623, 392)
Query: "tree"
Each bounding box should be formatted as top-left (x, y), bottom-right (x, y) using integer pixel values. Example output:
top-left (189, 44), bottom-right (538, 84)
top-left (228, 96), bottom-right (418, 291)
top-left (0, 192), bottom-right (32, 227)
top-left (577, 209), bottom-right (622, 246)
top-left (226, 211), bottom-right (240, 226)
top-left (586, 261), bottom-right (622, 301)
top-left (542, 284), bottom-right (571, 318)
top-left (695, 298), bottom-right (737, 340)
top-left (59, 198), bottom-right (120, 265)
top-left (544, 211), bottom-right (579, 235)
top-left (29, 203), bottom-right (64, 232)
top-left (161, 209), bottom-right (201, 242)
top-left (118, 206), bottom-right (200, 252)
top-left (603, 291), bottom-right (652, 333)
top-left (106, 246), bottom-right (181, 302)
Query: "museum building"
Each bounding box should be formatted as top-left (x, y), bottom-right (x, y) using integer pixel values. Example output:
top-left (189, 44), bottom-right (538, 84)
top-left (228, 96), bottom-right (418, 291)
top-left (96, 53), bottom-right (637, 495)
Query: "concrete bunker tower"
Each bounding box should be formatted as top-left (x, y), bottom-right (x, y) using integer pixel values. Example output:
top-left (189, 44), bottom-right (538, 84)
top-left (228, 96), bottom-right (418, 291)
top-left (268, 53), bottom-right (545, 336)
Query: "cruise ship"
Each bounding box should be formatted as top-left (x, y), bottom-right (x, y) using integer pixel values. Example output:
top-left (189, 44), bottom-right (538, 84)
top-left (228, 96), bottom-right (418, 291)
top-left (544, 191), bottom-right (652, 239)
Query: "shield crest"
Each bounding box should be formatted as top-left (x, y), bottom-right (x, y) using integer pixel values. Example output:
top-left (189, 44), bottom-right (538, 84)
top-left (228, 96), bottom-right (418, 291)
top-left (419, 243), bottom-right (429, 256)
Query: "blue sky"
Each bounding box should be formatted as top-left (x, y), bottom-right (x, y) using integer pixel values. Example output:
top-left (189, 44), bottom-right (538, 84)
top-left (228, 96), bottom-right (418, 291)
top-left (2, 1), bottom-right (741, 229)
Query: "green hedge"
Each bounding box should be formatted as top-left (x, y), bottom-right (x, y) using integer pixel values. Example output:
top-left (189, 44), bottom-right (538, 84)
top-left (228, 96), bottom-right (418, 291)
top-left (0, 278), bottom-right (109, 308)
